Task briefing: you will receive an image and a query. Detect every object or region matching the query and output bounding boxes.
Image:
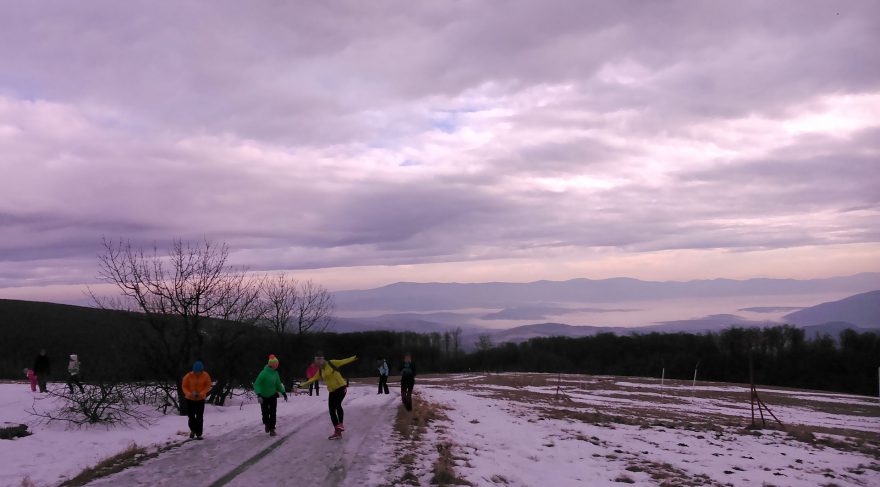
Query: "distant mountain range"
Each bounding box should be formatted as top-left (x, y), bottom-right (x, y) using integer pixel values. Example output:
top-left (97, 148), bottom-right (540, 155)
top-left (783, 290), bottom-right (880, 328)
top-left (331, 289), bottom-right (880, 346)
top-left (334, 273), bottom-right (880, 312)
top-left (3, 276), bottom-right (877, 350)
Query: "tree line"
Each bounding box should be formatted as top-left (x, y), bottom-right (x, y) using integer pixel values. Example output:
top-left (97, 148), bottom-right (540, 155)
top-left (458, 326), bottom-right (880, 396)
top-left (2, 238), bottom-right (877, 413)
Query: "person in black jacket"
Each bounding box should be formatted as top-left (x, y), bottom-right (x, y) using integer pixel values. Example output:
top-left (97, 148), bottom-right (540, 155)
top-left (33, 349), bottom-right (50, 393)
top-left (400, 353), bottom-right (416, 411)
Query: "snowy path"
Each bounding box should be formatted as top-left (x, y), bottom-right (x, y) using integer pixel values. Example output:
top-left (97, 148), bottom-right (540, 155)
top-left (87, 388), bottom-right (397, 487)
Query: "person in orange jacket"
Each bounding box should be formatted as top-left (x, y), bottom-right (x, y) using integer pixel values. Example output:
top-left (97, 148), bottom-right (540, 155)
top-left (182, 361), bottom-right (212, 440)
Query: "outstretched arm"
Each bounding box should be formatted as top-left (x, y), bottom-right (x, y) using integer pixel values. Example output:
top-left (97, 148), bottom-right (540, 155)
top-left (330, 356), bottom-right (358, 367)
top-left (299, 374), bottom-right (318, 388)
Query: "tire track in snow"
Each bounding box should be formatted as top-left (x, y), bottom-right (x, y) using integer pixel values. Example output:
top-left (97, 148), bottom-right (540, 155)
top-left (225, 390), bottom-right (398, 487)
top-left (207, 413), bottom-right (321, 487)
top-left (86, 387), bottom-right (398, 486)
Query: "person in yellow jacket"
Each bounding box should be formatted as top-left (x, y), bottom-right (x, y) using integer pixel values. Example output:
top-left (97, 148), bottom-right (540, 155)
top-left (299, 352), bottom-right (357, 439)
top-left (181, 361), bottom-right (212, 440)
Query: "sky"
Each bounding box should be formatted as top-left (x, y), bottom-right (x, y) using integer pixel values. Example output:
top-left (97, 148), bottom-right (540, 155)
top-left (1, 1), bottom-right (879, 303)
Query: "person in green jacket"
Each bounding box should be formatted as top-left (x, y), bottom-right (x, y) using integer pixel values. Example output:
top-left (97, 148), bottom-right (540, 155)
top-left (254, 354), bottom-right (287, 437)
top-left (298, 352), bottom-right (357, 440)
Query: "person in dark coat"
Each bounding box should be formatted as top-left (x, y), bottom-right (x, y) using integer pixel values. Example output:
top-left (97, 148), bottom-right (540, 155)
top-left (33, 349), bottom-right (50, 393)
top-left (400, 353), bottom-right (416, 411)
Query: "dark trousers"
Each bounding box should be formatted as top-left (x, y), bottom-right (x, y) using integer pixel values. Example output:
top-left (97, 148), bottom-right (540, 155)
top-left (401, 379), bottom-right (414, 411)
top-left (67, 374), bottom-right (84, 393)
top-left (186, 399), bottom-right (205, 436)
top-left (328, 386), bottom-right (347, 427)
top-left (260, 395), bottom-right (278, 431)
top-left (378, 375), bottom-right (389, 394)
top-left (309, 381), bottom-right (320, 396)
top-left (37, 375), bottom-right (48, 393)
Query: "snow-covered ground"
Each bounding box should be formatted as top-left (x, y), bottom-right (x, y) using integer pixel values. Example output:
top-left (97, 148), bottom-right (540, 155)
top-left (2, 375), bottom-right (878, 486)
top-left (414, 374), bottom-right (880, 487)
top-left (0, 382), bottom-right (395, 486)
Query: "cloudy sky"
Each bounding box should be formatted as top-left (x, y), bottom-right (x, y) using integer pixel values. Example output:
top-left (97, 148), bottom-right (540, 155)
top-left (1, 1), bottom-right (879, 302)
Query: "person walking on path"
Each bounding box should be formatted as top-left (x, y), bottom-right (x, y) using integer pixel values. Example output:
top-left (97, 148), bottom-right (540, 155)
top-left (306, 361), bottom-right (320, 397)
top-left (182, 361), bottom-right (212, 440)
top-left (33, 349), bottom-right (50, 393)
top-left (298, 352), bottom-right (357, 440)
top-left (67, 354), bottom-right (85, 393)
top-left (377, 358), bottom-right (390, 395)
top-left (24, 368), bottom-right (37, 392)
top-left (254, 355), bottom-right (287, 437)
top-left (400, 353), bottom-right (416, 411)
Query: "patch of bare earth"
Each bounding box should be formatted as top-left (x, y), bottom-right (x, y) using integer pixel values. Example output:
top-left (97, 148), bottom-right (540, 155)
top-left (380, 392), bottom-right (471, 487)
top-left (57, 434), bottom-right (200, 486)
top-left (58, 443), bottom-right (149, 487)
top-left (432, 373), bottom-right (880, 485)
top-left (440, 373), bottom-right (878, 443)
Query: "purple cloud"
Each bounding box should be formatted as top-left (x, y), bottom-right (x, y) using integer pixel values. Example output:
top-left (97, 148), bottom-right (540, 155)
top-left (0, 1), bottom-right (878, 293)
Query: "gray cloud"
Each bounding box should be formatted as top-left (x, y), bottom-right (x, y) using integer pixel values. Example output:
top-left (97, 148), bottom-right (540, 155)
top-left (0, 1), bottom-right (879, 289)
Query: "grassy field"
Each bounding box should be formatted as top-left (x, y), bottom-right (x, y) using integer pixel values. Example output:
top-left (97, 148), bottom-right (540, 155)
top-left (385, 373), bottom-right (880, 486)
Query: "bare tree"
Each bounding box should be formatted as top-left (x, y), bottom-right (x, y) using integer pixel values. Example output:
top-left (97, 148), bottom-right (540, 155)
top-left (206, 271), bottom-right (267, 405)
top-left (476, 334), bottom-right (493, 352)
top-left (452, 327), bottom-right (463, 355)
top-left (214, 270), bottom-right (266, 326)
top-left (95, 238), bottom-right (335, 411)
top-left (30, 383), bottom-right (152, 427)
top-left (95, 238), bottom-right (243, 413)
top-left (293, 279), bottom-right (334, 334)
top-left (262, 273), bottom-right (299, 337)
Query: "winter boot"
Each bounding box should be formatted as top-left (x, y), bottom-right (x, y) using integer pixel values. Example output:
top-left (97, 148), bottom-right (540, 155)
top-left (269, 429), bottom-right (277, 437)
top-left (337, 423), bottom-right (345, 431)
top-left (189, 432), bottom-right (195, 439)
top-left (328, 427), bottom-right (342, 440)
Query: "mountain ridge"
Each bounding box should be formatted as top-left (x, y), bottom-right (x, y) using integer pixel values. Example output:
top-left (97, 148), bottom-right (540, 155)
top-left (334, 273), bottom-right (880, 312)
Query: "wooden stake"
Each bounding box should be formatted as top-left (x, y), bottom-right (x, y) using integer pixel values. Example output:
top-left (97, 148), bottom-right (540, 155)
top-left (749, 353), bottom-right (783, 428)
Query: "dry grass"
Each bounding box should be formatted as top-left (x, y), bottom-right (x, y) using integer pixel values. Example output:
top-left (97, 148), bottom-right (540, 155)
top-left (59, 443), bottom-right (147, 487)
top-left (57, 435), bottom-right (198, 486)
top-left (381, 393), bottom-right (470, 486)
top-left (431, 441), bottom-right (472, 486)
top-left (438, 372), bottom-right (879, 451)
top-left (780, 424), bottom-right (880, 460)
top-left (394, 394), bottom-right (447, 441)
top-left (627, 459), bottom-right (720, 487)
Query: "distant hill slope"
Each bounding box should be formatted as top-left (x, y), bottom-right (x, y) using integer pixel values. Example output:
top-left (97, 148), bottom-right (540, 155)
top-left (485, 323), bottom-right (615, 343)
top-left (0, 299), bottom-right (149, 378)
top-left (329, 315), bottom-right (459, 334)
top-left (783, 290), bottom-right (880, 328)
top-left (334, 273), bottom-right (880, 311)
top-left (800, 321), bottom-right (867, 339)
top-left (482, 315), bottom-right (773, 344)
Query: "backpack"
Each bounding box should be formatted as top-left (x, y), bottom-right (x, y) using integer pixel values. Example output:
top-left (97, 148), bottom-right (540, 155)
top-left (327, 360), bottom-right (350, 387)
